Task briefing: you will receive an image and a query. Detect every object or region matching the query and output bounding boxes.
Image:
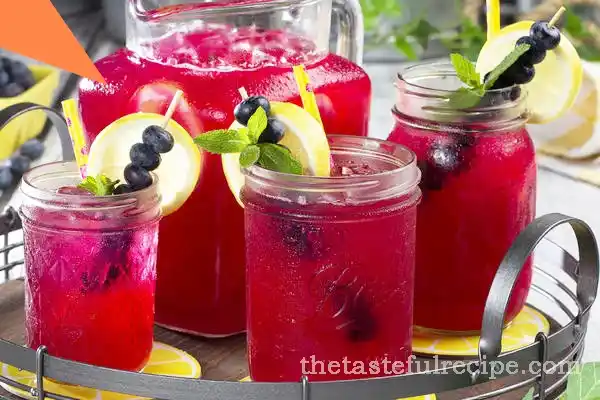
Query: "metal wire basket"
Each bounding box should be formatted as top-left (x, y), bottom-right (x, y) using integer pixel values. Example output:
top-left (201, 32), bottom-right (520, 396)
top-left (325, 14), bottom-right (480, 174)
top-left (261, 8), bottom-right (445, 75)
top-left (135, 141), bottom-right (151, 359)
top-left (0, 103), bottom-right (598, 400)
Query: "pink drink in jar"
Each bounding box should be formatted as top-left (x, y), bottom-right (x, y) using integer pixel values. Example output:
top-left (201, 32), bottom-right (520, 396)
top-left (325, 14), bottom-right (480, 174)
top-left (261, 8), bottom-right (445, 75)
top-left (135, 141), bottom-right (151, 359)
top-left (78, 0), bottom-right (370, 337)
top-left (388, 62), bottom-right (536, 333)
top-left (243, 136), bottom-right (421, 381)
top-left (19, 162), bottom-right (161, 371)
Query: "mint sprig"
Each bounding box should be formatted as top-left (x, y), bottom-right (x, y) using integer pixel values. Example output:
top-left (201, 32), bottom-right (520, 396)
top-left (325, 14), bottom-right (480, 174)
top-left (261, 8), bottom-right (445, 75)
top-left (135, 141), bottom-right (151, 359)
top-left (258, 143), bottom-right (303, 175)
top-left (77, 174), bottom-right (120, 196)
top-left (447, 42), bottom-right (530, 109)
top-left (193, 108), bottom-right (303, 175)
top-left (240, 145), bottom-right (261, 168)
top-left (247, 107), bottom-right (268, 143)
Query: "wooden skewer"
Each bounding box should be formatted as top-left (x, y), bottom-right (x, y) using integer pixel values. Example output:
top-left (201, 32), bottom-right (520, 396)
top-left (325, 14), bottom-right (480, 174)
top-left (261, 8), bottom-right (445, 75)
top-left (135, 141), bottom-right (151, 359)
top-left (548, 6), bottom-right (566, 28)
top-left (162, 90), bottom-right (183, 129)
top-left (238, 87), bottom-right (249, 100)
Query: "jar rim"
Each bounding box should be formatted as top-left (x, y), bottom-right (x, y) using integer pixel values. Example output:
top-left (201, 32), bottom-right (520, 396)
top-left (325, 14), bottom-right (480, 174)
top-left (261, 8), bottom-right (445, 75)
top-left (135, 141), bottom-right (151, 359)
top-left (242, 135), bottom-right (421, 197)
top-left (20, 161), bottom-right (160, 210)
top-left (395, 60), bottom-right (529, 129)
top-left (397, 60), bottom-right (522, 97)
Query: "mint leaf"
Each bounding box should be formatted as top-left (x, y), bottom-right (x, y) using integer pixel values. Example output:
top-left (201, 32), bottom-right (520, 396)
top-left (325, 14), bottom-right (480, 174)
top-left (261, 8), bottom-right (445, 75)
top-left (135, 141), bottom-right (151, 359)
top-left (238, 127), bottom-right (255, 144)
top-left (483, 43), bottom-right (531, 90)
top-left (77, 174), bottom-right (120, 196)
top-left (394, 36), bottom-right (418, 60)
top-left (194, 129), bottom-right (251, 154)
top-left (521, 387), bottom-right (534, 400)
top-left (448, 87), bottom-right (483, 109)
top-left (247, 107), bottom-right (268, 143)
top-left (450, 53), bottom-right (480, 88)
top-left (257, 143), bottom-right (303, 175)
top-left (408, 19), bottom-right (439, 50)
top-left (77, 176), bottom-right (98, 194)
top-left (566, 363), bottom-right (600, 399)
top-left (239, 145), bottom-right (261, 168)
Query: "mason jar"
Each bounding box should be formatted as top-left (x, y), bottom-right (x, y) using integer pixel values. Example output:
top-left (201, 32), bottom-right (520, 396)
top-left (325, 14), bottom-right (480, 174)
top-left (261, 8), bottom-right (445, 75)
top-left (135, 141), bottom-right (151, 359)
top-left (242, 135), bottom-right (421, 382)
top-left (388, 61), bottom-right (536, 334)
top-left (19, 161), bottom-right (161, 371)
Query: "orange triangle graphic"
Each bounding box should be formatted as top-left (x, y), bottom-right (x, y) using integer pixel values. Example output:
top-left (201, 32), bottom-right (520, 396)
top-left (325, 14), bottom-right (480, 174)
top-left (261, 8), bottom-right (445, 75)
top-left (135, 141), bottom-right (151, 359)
top-left (0, 0), bottom-right (105, 84)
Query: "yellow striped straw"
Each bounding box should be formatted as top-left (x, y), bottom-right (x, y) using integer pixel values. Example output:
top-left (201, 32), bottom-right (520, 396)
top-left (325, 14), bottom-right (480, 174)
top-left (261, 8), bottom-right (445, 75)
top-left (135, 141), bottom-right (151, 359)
top-left (61, 99), bottom-right (89, 178)
top-left (292, 65), bottom-right (323, 127)
top-left (486, 0), bottom-right (501, 40)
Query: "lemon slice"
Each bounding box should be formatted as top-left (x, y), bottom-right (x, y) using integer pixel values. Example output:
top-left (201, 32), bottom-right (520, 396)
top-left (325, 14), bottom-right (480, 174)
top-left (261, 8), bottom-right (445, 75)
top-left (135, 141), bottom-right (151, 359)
top-left (0, 342), bottom-right (201, 400)
top-left (86, 113), bottom-right (202, 216)
top-left (413, 306), bottom-right (549, 357)
top-left (476, 21), bottom-right (583, 124)
top-left (222, 101), bottom-right (331, 207)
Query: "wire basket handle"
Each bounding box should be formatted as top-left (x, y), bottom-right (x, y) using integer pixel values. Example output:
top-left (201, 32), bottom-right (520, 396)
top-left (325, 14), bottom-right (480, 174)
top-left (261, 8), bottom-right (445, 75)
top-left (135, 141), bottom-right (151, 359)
top-left (0, 102), bottom-right (75, 162)
top-left (478, 213), bottom-right (599, 366)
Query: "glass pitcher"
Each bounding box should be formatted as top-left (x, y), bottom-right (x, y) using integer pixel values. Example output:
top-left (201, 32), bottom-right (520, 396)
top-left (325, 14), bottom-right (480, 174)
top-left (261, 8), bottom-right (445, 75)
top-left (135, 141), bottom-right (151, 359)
top-left (78, 0), bottom-right (371, 337)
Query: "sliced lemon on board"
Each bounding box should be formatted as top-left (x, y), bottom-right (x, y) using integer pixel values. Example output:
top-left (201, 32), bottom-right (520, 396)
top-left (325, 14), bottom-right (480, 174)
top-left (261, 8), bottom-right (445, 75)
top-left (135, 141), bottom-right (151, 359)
top-left (0, 342), bottom-right (201, 400)
top-left (86, 113), bottom-right (202, 216)
top-left (222, 101), bottom-right (331, 207)
top-left (240, 376), bottom-right (435, 399)
top-left (476, 21), bottom-right (583, 124)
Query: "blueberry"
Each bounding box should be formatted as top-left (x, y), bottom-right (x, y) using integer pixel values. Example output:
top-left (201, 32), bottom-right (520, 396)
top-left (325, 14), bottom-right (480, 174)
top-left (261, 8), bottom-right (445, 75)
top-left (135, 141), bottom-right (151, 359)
top-left (418, 159), bottom-right (445, 191)
top-left (516, 36), bottom-right (546, 65)
top-left (124, 163), bottom-right (153, 190)
top-left (0, 82), bottom-right (24, 97)
top-left (331, 285), bottom-right (377, 342)
top-left (103, 264), bottom-right (122, 288)
top-left (234, 95), bottom-right (271, 126)
top-left (5, 60), bottom-right (34, 89)
top-left (485, 71), bottom-right (513, 89)
top-left (504, 62), bottom-right (535, 85)
top-left (142, 125), bottom-right (174, 153)
top-left (130, 143), bottom-right (161, 171)
top-left (0, 70), bottom-right (9, 87)
top-left (9, 155), bottom-right (30, 175)
top-left (258, 118), bottom-right (285, 143)
top-left (19, 139), bottom-right (44, 160)
top-left (281, 221), bottom-right (324, 260)
top-left (530, 21), bottom-right (561, 50)
top-left (0, 167), bottom-right (13, 190)
top-left (504, 86), bottom-right (522, 102)
top-left (113, 184), bottom-right (134, 195)
top-left (418, 140), bottom-right (474, 191)
top-left (0, 57), bottom-right (10, 70)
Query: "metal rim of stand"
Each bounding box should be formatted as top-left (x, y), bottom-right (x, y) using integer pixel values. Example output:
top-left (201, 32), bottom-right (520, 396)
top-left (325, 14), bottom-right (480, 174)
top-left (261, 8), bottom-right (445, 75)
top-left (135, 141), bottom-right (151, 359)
top-left (0, 103), bottom-right (598, 400)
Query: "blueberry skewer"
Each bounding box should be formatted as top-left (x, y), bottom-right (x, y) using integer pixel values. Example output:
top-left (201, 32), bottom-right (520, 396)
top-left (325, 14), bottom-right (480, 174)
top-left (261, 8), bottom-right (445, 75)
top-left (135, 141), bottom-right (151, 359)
top-left (115, 91), bottom-right (180, 193)
top-left (235, 87), bottom-right (285, 144)
top-left (486, 7), bottom-right (566, 89)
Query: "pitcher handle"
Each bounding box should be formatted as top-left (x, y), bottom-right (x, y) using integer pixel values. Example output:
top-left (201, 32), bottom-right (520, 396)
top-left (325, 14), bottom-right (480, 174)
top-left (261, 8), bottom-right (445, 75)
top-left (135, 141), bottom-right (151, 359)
top-left (331, 0), bottom-right (364, 65)
top-left (0, 103), bottom-right (74, 162)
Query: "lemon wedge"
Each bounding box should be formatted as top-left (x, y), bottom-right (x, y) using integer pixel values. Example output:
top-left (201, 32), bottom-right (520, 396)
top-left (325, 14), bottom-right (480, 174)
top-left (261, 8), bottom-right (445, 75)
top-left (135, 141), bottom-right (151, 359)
top-left (222, 101), bottom-right (331, 207)
top-left (476, 21), bottom-right (583, 124)
top-left (0, 342), bottom-right (201, 400)
top-left (86, 113), bottom-right (202, 216)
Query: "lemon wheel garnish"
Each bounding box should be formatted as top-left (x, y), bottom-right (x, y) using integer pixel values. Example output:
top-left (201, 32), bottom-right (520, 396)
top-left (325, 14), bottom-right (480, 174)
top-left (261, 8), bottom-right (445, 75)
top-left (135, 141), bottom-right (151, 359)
top-left (86, 113), bottom-right (202, 216)
top-left (240, 376), bottom-right (435, 399)
top-left (0, 342), bottom-right (201, 400)
top-left (413, 306), bottom-right (550, 357)
top-left (476, 20), bottom-right (583, 124)
top-left (222, 101), bottom-right (331, 207)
